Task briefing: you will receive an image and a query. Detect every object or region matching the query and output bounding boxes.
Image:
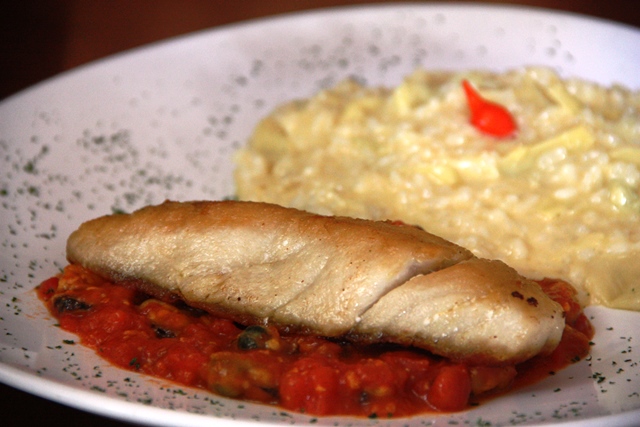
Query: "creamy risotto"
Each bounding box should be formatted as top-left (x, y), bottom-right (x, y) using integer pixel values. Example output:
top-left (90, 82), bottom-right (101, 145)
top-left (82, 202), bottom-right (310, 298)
top-left (235, 67), bottom-right (640, 311)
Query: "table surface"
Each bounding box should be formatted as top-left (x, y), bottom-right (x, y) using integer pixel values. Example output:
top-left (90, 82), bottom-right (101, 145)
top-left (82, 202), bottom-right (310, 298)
top-left (1, 1), bottom-right (639, 425)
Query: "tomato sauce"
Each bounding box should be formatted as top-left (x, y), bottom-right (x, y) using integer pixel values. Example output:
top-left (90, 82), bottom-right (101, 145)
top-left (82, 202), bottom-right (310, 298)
top-left (37, 265), bottom-right (593, 418)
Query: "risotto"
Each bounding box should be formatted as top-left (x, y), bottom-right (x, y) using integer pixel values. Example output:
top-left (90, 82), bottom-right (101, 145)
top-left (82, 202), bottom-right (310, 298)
top-left (235, 67), bottom-right (640, 311)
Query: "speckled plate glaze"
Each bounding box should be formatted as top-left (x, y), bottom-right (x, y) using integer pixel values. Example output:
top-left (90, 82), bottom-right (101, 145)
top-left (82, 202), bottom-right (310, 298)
top-left (1, 3), bottom-right (639, 426)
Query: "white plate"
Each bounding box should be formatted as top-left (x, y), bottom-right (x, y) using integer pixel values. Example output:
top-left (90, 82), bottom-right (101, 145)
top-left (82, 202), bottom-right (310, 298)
top-left (1, 3), bottom-right (639, 426)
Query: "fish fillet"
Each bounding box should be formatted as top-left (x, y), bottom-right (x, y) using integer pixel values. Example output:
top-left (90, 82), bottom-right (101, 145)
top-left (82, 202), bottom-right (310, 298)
top-left (66, 200), bottom-right (564, 364)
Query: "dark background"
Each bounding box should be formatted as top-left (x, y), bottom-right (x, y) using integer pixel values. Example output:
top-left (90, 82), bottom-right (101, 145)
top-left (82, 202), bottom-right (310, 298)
top-left (1, 1), bottom-right (638, 425)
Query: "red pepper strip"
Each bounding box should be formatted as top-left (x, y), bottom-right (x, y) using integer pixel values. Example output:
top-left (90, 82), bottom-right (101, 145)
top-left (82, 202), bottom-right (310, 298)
top-left (462, 80), bottom-right (517, 138)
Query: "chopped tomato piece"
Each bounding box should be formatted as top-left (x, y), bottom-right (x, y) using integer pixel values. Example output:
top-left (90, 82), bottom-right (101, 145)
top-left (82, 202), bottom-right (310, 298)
top-left (37, 276), bottom-right (59, 301)
top-left (427, 365), bottom-right (472, 412)
top-left (280, 357), bottom-right (342, 415)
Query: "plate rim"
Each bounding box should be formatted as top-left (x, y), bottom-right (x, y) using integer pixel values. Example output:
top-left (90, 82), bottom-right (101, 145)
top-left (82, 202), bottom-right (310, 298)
top-left (2, 1), bottom-right (639, 106)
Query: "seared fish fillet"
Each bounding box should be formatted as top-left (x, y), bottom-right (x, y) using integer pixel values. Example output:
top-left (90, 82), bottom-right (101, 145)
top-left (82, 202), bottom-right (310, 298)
top-left (66, 200), bottom-right (564, 364)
